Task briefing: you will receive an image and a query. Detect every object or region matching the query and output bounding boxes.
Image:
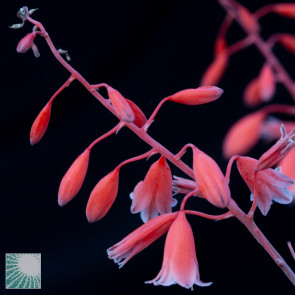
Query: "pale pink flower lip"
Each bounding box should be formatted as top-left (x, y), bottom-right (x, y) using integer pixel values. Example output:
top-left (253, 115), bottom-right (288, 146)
top-left (256, 124), bottom-right (295, 171)
top-left (130, 156), bottom-right (176, 223)
top-left (237, 156), bottom-right (293, 215)
top-left (146, 211), bottom-right (212, 289)
top-left (107, 212), bottom-right (178, 268)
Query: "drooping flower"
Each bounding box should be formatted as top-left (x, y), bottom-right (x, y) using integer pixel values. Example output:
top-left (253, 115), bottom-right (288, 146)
top-left (243, 78), bottom-right (261, 107)
top-left (168, 86), bottom-right (224, 105)
top-left (86, 167), bottom-right (120, 222)
top-left (222, 110), bottom-right (266, 159)
top-left (279, 33), bottom-right (295, 54)
top-left (30, 102), bottom-right (52, 145)
top-left (106, 86), bottom-right (135, 123)
top-left (146, 210), bottom-right (212, 290)
top-left (58, 148), bottom-right (90, 207)
top-left (192, 147), bottom-right (231, 208)
top-left (107, 212), bottom-right (178, 268)
top-left (130, 156), bottom-right (176, 223)
top-left (236, 156), bottom-right (293, 215)
top-left (256, 125), bottom-right (295, 171)
top-left (278, 148), bottom-right (295, 200)
top-left (273, 4), bottom-right (295, 19)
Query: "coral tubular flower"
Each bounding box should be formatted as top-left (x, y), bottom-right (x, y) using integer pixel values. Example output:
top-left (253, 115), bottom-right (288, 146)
top-left (192, 147), bottom-right (231, 208)
top-left (58, 148), bottom-right (90, 207)
top-left (256, 125), bottom-right (295, 171)
top-left (200, 53), bottom-right (228, 86)
top-left (168, 86), bottom-right (224, 105)
top-left (125, 99), bottom-right (147, 128)
top-left (86, 167), bottom-right (120, 223)
top-left (222, 110), bottom-right (266, 159)
top-left (146, 211), bottom-right (212, 289)
top-left (237, 156), bottom-right (293, 215)
top-left (30, 102), bottom-right (52, 145)
top-left (107, 212), bottom-right (178, 268)
top-left (278, 148), bottom-right (295, 199)
top-left (258, 64), bottom-right (276, 102)
top-left (130, 156), bottom-right (176, 223)
top-left (16, 32), bottom-right (36, 53)
top-left (273, 4), bottom-right (295, 19)
top-left (106, 86), bottom-right (135, 123)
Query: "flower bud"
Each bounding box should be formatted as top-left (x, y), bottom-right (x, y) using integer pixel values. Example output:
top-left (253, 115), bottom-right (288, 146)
top-left (86, 167), bottom-right (120, 222)
top-left (125, 99), bottom-right (147, 127)
top-left (273, 4), bottom-right (295, 19)
top-left (169, 86), bottom-right (223, 105)
top-left (58, 149), bottom-right (90, 207)
top-left (16, 32), bottom-right (36, 53)
top-left (30, 102), bottom-right (52, 145)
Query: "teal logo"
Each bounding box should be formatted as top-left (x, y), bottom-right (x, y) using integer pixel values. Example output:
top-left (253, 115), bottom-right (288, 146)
top-left (5, 253), bottom-right (41, 289)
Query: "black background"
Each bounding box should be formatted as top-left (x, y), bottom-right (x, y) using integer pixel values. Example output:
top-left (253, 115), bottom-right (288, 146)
top-left (1, 0), bottom-right (295, 294)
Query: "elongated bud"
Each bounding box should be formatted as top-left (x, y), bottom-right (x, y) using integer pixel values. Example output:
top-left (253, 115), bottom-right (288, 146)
top-left (107, 87), bottom-right (135, 123)
top-left (243, 78), bottom-right (261, 107)
top-left (279, 34), bottom-right (295, 54)
top-left (192, 147), bottom-right (231, 208)
top-left (169, 86), bottom-right (223, 105)
top-left (273, 4), bottom-right (295, 19)
top-left (200, 54), bottom-right (228, 86)
top-left (258, 64), bottom-right (275, 102)
top-left (58, 149), bottom-right (90, 207)
top-left (16, 32), bottom-right (36, 53)
top-left (125, 99), bottom-right (147, 127)
top-left (222, 110), bottom-right (266, 159)
top-left (30, 102), bottom-right (52, 145)
top-left (86, 167), bottom-right (120, 222)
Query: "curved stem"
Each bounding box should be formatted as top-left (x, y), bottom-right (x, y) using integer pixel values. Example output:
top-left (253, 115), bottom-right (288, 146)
top-left (185, 210), bottom-right (233, 220)
top-left (180, 190), bottom-right (197, 211)
top-left (247, 170), bottom-right (258, 219)
top-left (225, 155), bottom-right (239, 183)
top-left (48, 75), bottom-right (75, 104)
top-left (254, 4), bottom-right (275, 19)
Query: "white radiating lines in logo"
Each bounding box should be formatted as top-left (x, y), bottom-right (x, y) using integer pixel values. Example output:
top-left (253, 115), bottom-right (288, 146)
top-left (6, 253), bottom-right (41, 289)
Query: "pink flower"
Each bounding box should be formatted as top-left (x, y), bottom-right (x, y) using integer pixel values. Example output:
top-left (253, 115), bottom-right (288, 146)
top-left (16, 32), bottom-right (36, 53)
top-left (192, 147), bottom-right (231, 208)
top-left (130, 156), bottom-right (176, 223)
top-left (256, 125), bottom-right (295, 171)
top-left (86, 167), bottom-right (120, 222)
top-left (107, 212), bottom-right (178, 268)
top-left (237, 156), bottom-right (293, 215)
top-left (146, 211), bottom-right (212, 290)
top-left (278, 148), bottom-right (295, 200)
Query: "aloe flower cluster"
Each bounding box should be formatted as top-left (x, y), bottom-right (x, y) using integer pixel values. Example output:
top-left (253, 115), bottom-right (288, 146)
top-left (11, 1), bottom-right (295, 291)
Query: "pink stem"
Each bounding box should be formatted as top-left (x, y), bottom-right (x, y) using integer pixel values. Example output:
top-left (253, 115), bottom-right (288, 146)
top-left (225, 36), bottom-right (254, 57)
top-left (288, 242), bottom-right (295, 261)
top-left (185, 209), bottom-right (233, 220)
top-left (180, 190), bottom-right (197, 211)
top-left (254, 4), bottom-right (275, 19)
top-left (225, 155), bottom-right (239, 182)
top-left (87, 123), bottom-right (122, 151)
top-left (116, 149), bottom-right (155, 170)
top-left (247, 170), bottom-right (258, 219)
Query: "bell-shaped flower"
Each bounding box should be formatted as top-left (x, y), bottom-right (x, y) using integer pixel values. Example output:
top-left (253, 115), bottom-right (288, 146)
top-left (130, 156), bottom-right (176, 223)
top-left (106, 86), bottom-right (135, 123)
top-left (168, 86), bottom-right (224, 105)
top-left (278, 148), bottom-right (295, 199)
top-left (256, 125), bottom-right (295, 171)
top-left (86, 167), bottom-right (120, 222)
top-left (236, 156), bottom-right (293, 215)
top-left (146, 210), bottom-right (212, 290)
top-left (58, 148), bottom-right (90, 207)
top-left (192, 147), bottom-right (231, 208)
top-left (107, 212), bottom-right (178, 268)
top-left (222, 110), bottom-right (266, 159)
top-left (200, 53), bottom-right (228, 86)
top-left (30, 102), bottom-right (52, 145)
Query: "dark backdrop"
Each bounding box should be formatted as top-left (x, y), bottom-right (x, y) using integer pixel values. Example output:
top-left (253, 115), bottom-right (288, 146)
top-left (1, 0), bottom-right (295, 294)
